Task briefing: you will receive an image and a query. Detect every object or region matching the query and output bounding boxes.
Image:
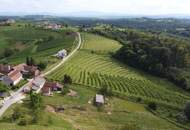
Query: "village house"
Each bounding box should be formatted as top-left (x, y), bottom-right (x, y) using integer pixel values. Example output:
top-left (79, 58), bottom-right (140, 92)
top-left (95, 94), bottom-right (105, 106)
top-left (2, 70), bottom-right (23, 86)
top-left (0, 19), bottom-right (15, 26)
top-left (31, 76), bottom-right (46, 93)
top-left (13, 63), bottom-right (40, 77)
top-left (44, 23), bottom-right (62, 30)
top-left (42, 81), bottom-right (63, 96)
top-left (55, 49), bottom-right (67, 59)
top-left (0, 64), bottom-right (13, 75)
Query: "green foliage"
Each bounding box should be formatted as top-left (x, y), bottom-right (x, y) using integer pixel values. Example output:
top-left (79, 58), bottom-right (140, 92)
top-left (0, 83), bottom-right (9, 93)
top-left (37, 61), bottom-right (47, 70)
top-left (148, 101), bottom-right (157, 110)
top-left (61, 86), bottom-right (70, 95)
top-left (62, 74), bottom-right (72, 85)
top-left (3, 48), bottom-right (14, 57)
top-left (26, 57), bottom-right (35, 66)
top-left (89, 28), bottom-right (190, 91)
top-left (30, 92), bottom-right (44, 110)
top-left (99, 84), bottom-right (113, 97)
top-left (18, 114), bottom-right (32, 126)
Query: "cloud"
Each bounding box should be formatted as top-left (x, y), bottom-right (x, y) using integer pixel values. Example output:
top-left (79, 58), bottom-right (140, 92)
top-left (0, 0), bottom-right (189, 15)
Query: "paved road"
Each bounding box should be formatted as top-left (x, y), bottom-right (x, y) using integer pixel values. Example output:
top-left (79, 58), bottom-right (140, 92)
top-left (0, 32), bottom-right (81, 117)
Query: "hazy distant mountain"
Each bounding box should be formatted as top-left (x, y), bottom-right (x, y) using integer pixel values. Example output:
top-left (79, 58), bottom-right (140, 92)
top-left (0, 11), bottom-right (190, 19)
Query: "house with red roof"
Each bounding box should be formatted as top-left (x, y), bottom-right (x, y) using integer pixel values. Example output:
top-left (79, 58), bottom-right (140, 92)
top-left (42, 81), bottom-right (63, 96)
top-left (13, 63), bottom-right (40, 77)
top-left (2, 70), bottom-right (23, 86)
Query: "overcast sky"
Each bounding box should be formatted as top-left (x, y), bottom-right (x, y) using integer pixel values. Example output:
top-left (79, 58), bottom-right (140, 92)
top-left (0, 0), bottom-right (190, 15)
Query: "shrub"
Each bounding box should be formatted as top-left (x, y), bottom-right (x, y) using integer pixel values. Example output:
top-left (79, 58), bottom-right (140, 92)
top-left (18, 115), bottom-right (32, 126)
top-left (148, 101), bottom-right (157, 110)
top-left (37, 61), bottom-right (47, 70)
top-left (62, 75), bottom-right (72, 85)
top-left (99, 84), bottom-right (113, 97)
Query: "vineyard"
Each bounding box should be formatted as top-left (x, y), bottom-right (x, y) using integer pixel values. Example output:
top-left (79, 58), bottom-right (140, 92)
top-left (48, 33), bottom-right (190, 108)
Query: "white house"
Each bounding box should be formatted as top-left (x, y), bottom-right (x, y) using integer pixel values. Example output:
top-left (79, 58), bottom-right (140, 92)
top-left (95, 94), bottom-right (104, 106)
top-left (2, 70), bottom-right (22, 86)
top-left (56, 49), bottom-right (67, 59)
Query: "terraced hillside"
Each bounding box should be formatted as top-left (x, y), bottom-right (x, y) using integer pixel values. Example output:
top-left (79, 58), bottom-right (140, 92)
top-left (48, 33), bottom-right (190, 108)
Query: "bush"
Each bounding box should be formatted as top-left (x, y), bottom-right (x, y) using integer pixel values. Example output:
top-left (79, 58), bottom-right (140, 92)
top-left (12, 107), bottom-right (28, 121)
top-left (62, 75), bottom-right (72, 85)
top-left (99, 85), bottom-right (113, 97)
top-left (18, 115), bottom-right (32, 126)
top-left (148, 102), bottom-right (157, 110)
top-left (37, 61), bottom-right (47, 70)
top-left (136, 97), bottom-right (142, 102)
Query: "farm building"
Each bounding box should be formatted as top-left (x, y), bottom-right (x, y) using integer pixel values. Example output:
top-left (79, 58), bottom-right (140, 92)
top-left (95, 94), bottom-right (104, 106)
top-left (56, 49), bottom-right (67, 59)
top-left (31, 77), bottom-right (46, 93)
top-left (2, 70), bottom-right (23, 86)
top-left (42, 81), bottom-right (63, 96)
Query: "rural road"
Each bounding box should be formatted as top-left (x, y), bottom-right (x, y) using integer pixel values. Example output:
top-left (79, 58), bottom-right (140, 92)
top-left (0, 32), bottom-right (81, 117)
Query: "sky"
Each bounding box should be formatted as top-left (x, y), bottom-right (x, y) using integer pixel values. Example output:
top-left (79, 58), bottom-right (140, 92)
top-left (0, 0), bottom-right (190, 16)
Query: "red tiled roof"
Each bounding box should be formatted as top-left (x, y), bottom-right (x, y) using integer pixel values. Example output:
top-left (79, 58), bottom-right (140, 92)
top-left (42, 81), bottom-right (63, 93)
top-left (8, 70), bottom-right (22, 81)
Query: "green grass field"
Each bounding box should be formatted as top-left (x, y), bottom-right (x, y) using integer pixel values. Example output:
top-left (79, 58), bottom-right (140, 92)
top-left (0, 85), bottom-right (183, 130)
top-left (0, 25), bottom-right (76, 64)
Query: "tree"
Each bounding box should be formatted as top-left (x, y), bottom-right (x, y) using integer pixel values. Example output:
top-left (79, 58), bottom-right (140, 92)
top-left (3, 48), bottom-right (14, 57)
top-left (99, 84), bottom-right (113, 97)
top-left (62, 75), bottom-right (72, 85)
top-left (37, 61), bottom-right (47, 70)
top-left (26, 57), bottom-right (36, 66)
top-left (26, 57), bottom-right (30, 66)
top-left (148, 101), bottom-right (157, 110)
top-left (30, 92), bottom-right (44, 109)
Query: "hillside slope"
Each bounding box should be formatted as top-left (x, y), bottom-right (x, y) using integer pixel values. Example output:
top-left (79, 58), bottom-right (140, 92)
top-left (47, 33), bottom-right (190, 129)
top-left (0, 24), bottom-right (76, 64)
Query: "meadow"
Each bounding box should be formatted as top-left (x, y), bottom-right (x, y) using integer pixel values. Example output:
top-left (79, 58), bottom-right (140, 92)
top-left (0, 24), bottom-right (76, 64)
top-left (0, 85), bottom-right (183, 130)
